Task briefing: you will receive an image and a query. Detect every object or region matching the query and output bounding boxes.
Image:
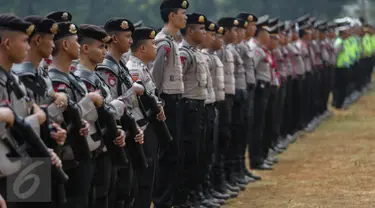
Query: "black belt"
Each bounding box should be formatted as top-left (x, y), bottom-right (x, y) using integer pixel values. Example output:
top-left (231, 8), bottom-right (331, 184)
top-left (161, 93), bottom-right (182, 101)
top-left (256, 80), bottom-right (270, 87)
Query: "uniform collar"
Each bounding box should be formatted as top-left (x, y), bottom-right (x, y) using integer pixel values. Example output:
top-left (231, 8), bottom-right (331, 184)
top-left (76, 63), bottom-right (93, 72)
top-left (129, 55), bottom-right (147, 67)
top-left (182, 39), bottom-right (196, 50)
top-left (161, 28), bottom-right (175, 40)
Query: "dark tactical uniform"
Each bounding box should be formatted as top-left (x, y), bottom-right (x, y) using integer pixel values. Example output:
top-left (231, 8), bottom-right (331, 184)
top-left (127, 53), bottom-right (159, 208)
top-left (0, 14), bottom-right (51, 208)
top-left (151, 1), bottom-right (189, 207)
top-left (47, 21), bottom-right (99, 208)
top-left (73, 24), bottom-right (126, 208)
top-left (96, 53), bottom-right (138, 208)
top-left (74, 64), bottom-right (126, 208)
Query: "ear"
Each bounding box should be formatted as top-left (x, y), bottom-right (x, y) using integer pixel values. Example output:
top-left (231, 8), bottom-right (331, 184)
top-left (35, 34), bottom-right (42, 46)
top-left (170, 12), bottom-right (175, 21)
top-left (140, 45), bottom-right (146, 52)
top-left (111, 35), bottom-right (118, 44)
top-left (3, 37), bottom-right (10, 51)
top-left (82, 44), bottom-right (89, 54)
top-left (62, 40), bottom-right (69, 51)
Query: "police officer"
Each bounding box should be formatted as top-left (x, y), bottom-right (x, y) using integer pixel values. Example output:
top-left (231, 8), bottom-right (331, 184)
top-left (12, 16), bottom-right (68, 146)
top-left (263, 23), bottom-right (280, 166)
top-left (202, 24), bottom-right (236, 200)
top-left (199, 20), bottom-right (227, 206)
top-left (73, 24), bottom-right (126, 208)
top-left (235, 12), bottom-right (262, 181)
top-left (333, 23), bottom-right (352, 109)
top-left (46, 15), bottom-right (104, 208)
top-left (178, 12), bottom-right (209, 206)
top-left (287, 19), bottom-right (305, 137)
top-left (273, 22), bottom-right (289, 151)
top-left (96, 18), bottom-right (144, 208)
top-left (214, 17), bottom-right (240, 196)
top-left (228, 18), bottom-right (252, 187)
top-left (280, 23), bottom-right (297, 145)
top-left (151, 1), bottom-right (189, 207)
top-left (249, 15), bottom-right (273, 170)
top-left (126, 27), bottom-right (166, 208)
top-left (0, 14), bottom-right (61, 208)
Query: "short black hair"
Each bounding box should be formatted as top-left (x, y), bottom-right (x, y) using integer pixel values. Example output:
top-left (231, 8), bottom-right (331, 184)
top-left (51, 40), bottom-right (61, 56)
top-left (180, 24), bottom-right (196, 36)
top-left (161, 8), bottom-right (178, 23)
top-left (78, 36), bottom-right (95, 45)
top-left (130, 39), bottom-right (147, 52)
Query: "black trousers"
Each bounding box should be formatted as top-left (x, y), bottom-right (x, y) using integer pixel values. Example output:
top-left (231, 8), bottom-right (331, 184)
top-left (64, 159), bottom-right (94, 208)
top-left (302, 72), bottom-right (312, 126)
top-left (133, 125), bottom-right (158, 208)
top-left (230, 89), bottom-right (247, 174)
top-left (153, 93), bottom-right (184, 207)
top-left (276, 79), bottom-right (287, 140)
top-left (178, 98), bottom-right (205, 201)
top-left (250, 81), bottom-right (270, 167)
top-left (91, 153), bottom-right (112, 208)
top-left (212, 95), bottom-right (233, 188)
top-left (282, 76), bottom-right (294, 137)
top-left (263, 85), bottom-right (279, 158)
top-left (201, 103), bottom-right (216, 190)
top-left (333, 67), bottom-right (349, 109)
top-left (292, 76), bottom-right (303, 132)
top-left (245, 84), bottom-right (255, 167)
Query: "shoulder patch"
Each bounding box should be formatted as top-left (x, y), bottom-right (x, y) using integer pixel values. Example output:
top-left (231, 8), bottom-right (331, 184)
top-left (180, 56), bottom-right (187, 65)
top-left (53, 83), bottom-right (67, 92)
top-left (108, 75), bottom-right (116, 87)
top-left (164, 46), bottom-right (171, 55)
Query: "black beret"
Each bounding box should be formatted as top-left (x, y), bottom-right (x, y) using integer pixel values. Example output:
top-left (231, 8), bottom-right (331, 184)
top-left (186, 13), bottom-right (206, 25)
top-left (54, 22), bottom-right (78, 41)
top-left (45, 11), bottom-right (72, 22)
top-left (104, 18), bottom-right (134, 32)
top-left (79, 24), bottom-right (112, 44)
top-left (237, 19), bottom-right (248, 29)
top-left (24, 16), bottom-right (58, 35)
top-left (132, 27), bottom-right (156, 42)
top-left (0, 14), bottom-right (35, 36)
top-left (160, 0), bottom-right (189, 10)
top-left (218, 17), bottom-right (239, 28)
top-left (205, 20), bottom-right (219, 32)
top-left (236, 13), bottom-right (258, 23)
top-left (268, 17), bottom-right (279, 28)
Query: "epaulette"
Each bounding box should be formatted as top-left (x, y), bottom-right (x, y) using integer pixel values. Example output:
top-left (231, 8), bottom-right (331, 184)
top-left (48, 68), bottom-right (71, 86)
top-left (12, 62), bottom-right (36, 78)
top-left (73, 68), bottom-right (97, 88)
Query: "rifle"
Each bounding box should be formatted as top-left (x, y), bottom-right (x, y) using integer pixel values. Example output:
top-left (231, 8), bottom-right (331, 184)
top-left (0, 104), bottom-right (69, 184)
top-left (137, 81), bottom-right (173, 143)
top-left (120, 110), bottom-right (148, 170)
top-left (40, 104), bottom-right (67, 204)
top-left (65, 101), bottom-right (92, 161)
top-left (97, 105), bottom-right (128, 166)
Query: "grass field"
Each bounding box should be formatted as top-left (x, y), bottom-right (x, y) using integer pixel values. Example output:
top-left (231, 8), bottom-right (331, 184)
top-left (224, 88), bottom-right (375, 208)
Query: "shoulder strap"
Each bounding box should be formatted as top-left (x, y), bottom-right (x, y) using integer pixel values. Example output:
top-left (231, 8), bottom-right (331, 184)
top-left (12, 63), bottom-right (36, 77)
top-left (180, 46), bottom-right (195, 66)
top-left (49, 68), bottom-right (85, 97)
top-left (73, 69), bottom-right (97, 87)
